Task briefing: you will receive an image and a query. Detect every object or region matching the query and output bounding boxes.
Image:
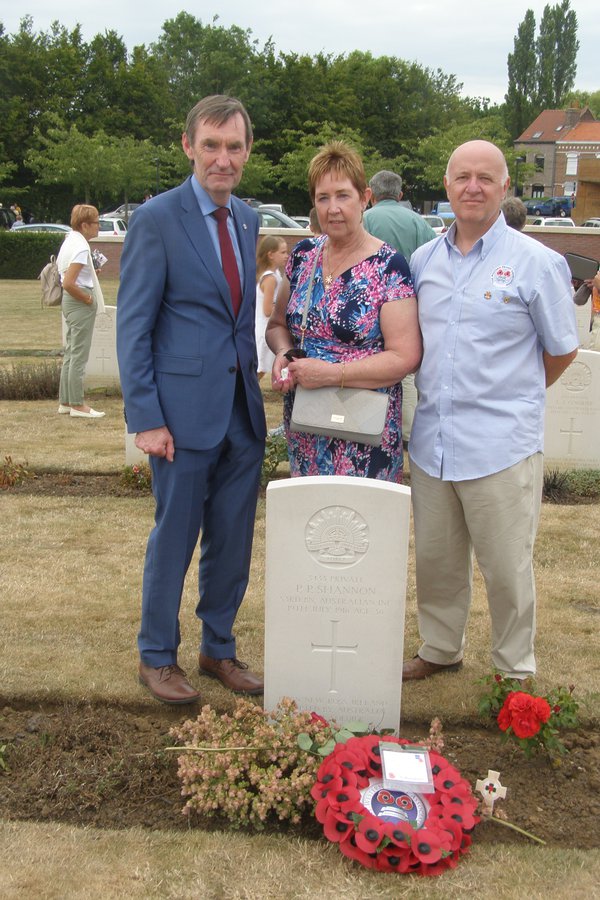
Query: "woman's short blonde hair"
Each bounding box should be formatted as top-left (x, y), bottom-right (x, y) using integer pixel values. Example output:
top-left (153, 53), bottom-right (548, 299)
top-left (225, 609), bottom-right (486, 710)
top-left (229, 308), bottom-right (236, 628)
top-left (70, 204), bottom-right (99, 231)
top-left (308, 142), bottom-right (367, 203)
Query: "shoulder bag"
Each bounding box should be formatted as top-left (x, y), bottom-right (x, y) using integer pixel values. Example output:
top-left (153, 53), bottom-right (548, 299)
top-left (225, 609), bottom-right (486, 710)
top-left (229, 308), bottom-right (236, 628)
top-left (289, 247), bottom-right (390, 446)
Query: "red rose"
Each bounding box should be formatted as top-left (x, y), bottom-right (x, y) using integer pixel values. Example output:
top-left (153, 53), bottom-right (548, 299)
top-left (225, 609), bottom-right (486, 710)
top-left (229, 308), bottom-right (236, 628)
top-left (310, 712), bottom-right (329, 727)
top-left (497, 691), bottom-right (551, 740)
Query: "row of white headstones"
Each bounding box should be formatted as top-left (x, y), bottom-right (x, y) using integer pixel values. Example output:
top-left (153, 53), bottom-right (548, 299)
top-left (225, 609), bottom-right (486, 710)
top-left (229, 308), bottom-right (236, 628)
top-left (73, 294), bottom-right (599, 472)
top-left (65, 296), bottom-right (597, 729)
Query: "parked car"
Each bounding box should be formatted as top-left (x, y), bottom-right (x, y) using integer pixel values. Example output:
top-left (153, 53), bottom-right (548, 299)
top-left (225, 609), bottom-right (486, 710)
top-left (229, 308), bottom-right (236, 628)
top-left (432, 201), bottom-right (455, 223)
top-left (11, 222), bottom-right (71, 233)
top-left (421, 214), bottom-right (446, 235)
top-left (103, 203), bottom-right (141, 218)
top-left (240, 198), bottom-right (263, 208)
top-left (529, 217), bottom-right (575, 227)
top-left (257, 207), bottom-right (307, 229)
top-left (582, 218), bottom-right (600, 228)
top-left (260, 203), bottom-right (287, 214)
top-left (524, 197), bottom-right (572, 217)
top-left (98, 216), bottom-right (128, 236)
top-left (291, 215), bottom-right (311, 228)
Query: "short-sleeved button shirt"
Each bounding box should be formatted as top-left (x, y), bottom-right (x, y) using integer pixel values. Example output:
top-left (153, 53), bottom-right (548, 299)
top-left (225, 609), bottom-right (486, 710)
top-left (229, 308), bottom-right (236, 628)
top-left (409, 213), bottom-right (578, 481)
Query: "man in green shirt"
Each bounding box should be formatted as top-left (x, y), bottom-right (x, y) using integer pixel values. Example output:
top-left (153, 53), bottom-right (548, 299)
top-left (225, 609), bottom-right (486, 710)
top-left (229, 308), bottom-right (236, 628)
top-left (363, 170), bottom-right (436, 261)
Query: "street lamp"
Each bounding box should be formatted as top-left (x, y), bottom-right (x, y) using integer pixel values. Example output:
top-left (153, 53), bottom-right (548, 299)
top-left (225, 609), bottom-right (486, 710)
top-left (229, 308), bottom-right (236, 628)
top-left (514, 156), bottom-right (525, 197)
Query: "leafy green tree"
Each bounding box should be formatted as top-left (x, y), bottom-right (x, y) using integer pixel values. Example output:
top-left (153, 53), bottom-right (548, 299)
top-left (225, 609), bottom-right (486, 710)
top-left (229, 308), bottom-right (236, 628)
top-left (504, 1), bottom-right (579, 139)
top-left (536, 0), bottom-right (579, 108)
top-left (562, 89), bottom-right (600, 118)
top-left (151, 13), bottom-right (257, 118)
top-left (26, 121), bottom-right (114, 204)
top-left (505, 10), bottom-right (538, 139)
top-left (416, 114), bottom-right (512, 195)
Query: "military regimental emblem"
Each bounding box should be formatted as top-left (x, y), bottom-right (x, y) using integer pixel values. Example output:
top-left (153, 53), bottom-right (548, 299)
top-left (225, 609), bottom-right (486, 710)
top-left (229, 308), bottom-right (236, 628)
top-left (305, 506), bottom-right (369, 567)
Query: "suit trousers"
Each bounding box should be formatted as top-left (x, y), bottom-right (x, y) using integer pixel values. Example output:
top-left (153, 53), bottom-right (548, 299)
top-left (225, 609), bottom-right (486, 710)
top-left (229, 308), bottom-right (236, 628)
top-left (59, 294), bottom-right (96, 406)
top-left (138, 375), bottom-right (265, 666)
top-left (410, 453), bottom-right (543, 678)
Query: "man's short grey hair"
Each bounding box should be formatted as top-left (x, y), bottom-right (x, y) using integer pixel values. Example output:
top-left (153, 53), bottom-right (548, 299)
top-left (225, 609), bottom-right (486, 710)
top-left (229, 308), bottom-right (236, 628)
top-left (184, 95), bottom-right (253, 146)
top-left (369, 170), bottom-right (403, 201)
top-left (501, 197), bottom-right (527, 231)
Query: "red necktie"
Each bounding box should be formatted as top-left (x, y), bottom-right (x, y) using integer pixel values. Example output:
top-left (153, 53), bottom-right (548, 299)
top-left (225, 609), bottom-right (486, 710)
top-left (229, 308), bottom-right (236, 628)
top-left (212, 207), bottom-right (242, 317)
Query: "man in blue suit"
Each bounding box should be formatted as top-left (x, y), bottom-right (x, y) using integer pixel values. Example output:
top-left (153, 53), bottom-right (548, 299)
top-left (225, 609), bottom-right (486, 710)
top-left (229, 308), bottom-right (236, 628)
top-left (117, 96), bottom-right (266, 704)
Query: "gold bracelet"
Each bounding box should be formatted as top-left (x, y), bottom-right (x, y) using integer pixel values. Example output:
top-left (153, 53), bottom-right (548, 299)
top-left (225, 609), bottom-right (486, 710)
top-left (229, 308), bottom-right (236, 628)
top-left (340, 362), bottom-right (345, 389)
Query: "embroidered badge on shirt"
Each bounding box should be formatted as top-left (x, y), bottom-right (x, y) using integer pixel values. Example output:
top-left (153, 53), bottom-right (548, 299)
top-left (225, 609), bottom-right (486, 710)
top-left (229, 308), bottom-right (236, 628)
top-left (491, 266), bottom-right (514, 287)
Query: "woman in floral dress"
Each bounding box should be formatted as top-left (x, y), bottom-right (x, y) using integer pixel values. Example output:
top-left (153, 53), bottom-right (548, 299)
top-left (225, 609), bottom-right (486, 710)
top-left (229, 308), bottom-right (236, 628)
top-left (267, 142), bottom-right (422, 483)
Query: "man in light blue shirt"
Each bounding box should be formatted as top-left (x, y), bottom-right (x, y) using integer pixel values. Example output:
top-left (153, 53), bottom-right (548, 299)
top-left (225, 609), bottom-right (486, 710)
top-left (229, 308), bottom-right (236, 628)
top-left (404, 140), bottom-right (578, 681)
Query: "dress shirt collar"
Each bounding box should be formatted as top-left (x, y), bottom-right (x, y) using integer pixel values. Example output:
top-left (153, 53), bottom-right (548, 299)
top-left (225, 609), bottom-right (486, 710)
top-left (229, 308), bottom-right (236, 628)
top-left (189, 176), bottom-right (235, 219)
top-left (444, 210), bottom-right (506, 260)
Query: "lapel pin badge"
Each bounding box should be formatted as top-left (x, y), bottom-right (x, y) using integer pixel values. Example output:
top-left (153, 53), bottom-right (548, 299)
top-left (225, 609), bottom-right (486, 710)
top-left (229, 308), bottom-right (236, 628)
top-left (242, 223), bottom-right (248, 230)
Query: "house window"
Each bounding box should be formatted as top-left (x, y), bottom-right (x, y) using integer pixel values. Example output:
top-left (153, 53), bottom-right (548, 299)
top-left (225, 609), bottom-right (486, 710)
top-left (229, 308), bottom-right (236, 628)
top-left (532, 131), bottom-right (543, 139)
top-left (565, 153), bottom-right (578, 176)
top-left (534, 154), bottom-right (544, 171)
top-left (532, 184), bottom-right (544, 198)
top-left (564, 181), bottom-right (576, 195)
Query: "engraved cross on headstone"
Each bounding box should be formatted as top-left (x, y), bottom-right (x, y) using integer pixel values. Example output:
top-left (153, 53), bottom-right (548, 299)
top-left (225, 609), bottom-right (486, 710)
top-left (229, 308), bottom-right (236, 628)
top-left (559, 418), bottom-right (583, 455)
top-left (311, 619), bottom-right (358, 693)
top-left (95, 347), bottom-right (111, 373)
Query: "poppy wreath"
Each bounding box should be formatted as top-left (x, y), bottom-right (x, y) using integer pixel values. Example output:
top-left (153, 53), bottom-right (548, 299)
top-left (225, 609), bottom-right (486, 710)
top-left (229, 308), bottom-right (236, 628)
top-left (311, 735), bottom-right (479, 876)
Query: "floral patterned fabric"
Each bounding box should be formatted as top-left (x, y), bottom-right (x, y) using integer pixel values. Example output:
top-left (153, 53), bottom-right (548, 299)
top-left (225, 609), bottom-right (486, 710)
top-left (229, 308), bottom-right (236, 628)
top-left (284, 235), bottom-right (414, 483)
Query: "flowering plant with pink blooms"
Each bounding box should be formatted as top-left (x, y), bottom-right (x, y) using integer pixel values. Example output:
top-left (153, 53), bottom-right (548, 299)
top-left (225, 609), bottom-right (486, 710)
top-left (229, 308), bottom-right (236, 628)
top-left (478, 672), bottom-right (579, 757)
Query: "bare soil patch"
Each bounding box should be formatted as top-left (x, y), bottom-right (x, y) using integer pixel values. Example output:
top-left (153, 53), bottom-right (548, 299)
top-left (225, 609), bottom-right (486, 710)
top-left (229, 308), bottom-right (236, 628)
top-left (1, 699), bottom-right (598, 849)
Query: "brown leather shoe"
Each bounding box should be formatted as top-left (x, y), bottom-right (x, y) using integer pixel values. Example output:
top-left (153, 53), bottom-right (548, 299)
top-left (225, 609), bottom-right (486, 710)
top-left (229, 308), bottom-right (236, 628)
top-left (199, 654), bottom-right (264, 695)
top-left (138, 662), bottom-right (201, 705)
top-left (402, 655), bottom-right (463, 681)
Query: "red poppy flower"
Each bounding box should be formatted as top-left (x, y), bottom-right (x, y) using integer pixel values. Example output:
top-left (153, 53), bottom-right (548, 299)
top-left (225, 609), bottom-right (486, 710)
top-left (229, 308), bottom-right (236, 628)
top-left (339, 836), bottom-right (378, 869)
top-left (355, 813), bottom-right (386, 852)
top-left (436, 816), bottom-right (464, 852)
top-left (322, 807), bottom-right (354, 843)
top-left (310, 773), bottom-right (345, 804)
top-left (382, 821), bottom-right (415, 849)
top-left (327, 784), bottom-right (362, 813)
top-left (376, 846), bottom-right (415, 873)
top-left (411, 828), bottom-right (444, 864)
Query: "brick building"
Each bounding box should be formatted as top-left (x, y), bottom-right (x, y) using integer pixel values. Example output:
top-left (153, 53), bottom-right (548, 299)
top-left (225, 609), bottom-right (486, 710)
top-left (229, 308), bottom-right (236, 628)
top-left (515, 107), bottom-right (598, 201)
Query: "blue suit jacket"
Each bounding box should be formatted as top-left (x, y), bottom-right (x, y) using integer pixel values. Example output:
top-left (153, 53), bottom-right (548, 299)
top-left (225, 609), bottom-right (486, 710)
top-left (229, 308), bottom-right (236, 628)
top-left (116, 178), bottom-right (266, 449)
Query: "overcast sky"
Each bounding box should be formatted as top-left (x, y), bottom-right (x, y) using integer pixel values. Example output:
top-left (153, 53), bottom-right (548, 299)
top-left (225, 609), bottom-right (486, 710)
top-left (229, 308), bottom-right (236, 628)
top-left (3, 1), bottom-right (599, 104)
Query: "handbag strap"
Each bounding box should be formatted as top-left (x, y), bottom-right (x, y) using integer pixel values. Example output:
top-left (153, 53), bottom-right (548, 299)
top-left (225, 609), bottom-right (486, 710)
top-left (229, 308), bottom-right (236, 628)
top-left (298, 244), bottom-right (323, 352)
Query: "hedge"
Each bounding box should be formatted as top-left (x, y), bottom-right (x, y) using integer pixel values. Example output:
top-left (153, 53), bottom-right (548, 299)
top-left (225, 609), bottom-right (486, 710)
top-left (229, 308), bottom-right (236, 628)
top-left (0, 232), bottom-right (67, 279)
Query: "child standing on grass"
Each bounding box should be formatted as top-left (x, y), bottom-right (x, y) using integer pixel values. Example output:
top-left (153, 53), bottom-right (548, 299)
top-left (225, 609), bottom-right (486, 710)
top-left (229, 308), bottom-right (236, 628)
top-left (255, 236), bottom-right (288, 380)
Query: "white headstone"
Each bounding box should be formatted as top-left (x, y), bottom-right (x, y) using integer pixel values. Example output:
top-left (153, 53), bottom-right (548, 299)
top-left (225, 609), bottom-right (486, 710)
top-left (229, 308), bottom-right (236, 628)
top-left (574, 298), bottom-right (592, 348)
top-left (125, 429), bottom-right (147, 466)
top-left (264, 476), bottom-right (411, 733)
top-left (544, 350), bottom-right (600, 470)
top-left (62, 305), bottom-right (119, 381)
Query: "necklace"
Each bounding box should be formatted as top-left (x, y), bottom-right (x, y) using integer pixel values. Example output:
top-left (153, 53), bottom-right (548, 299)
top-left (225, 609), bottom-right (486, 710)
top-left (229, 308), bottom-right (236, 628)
top-left (324, 235), bottom-right (367, 288)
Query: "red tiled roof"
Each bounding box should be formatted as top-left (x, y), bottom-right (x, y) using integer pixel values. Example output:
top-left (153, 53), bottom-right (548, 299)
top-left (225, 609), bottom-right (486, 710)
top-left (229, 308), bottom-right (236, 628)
top-left (516, 108), bottom-right (595, 143)
top-left (557, 122), bottom-right (600, 143)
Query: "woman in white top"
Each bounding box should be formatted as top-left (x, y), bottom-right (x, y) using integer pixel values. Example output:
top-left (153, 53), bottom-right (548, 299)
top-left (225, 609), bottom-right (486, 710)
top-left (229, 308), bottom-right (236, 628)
top-left (56, 204), bottom-right (106, 418)
top-left (255, 236), bottom-right (288, 380)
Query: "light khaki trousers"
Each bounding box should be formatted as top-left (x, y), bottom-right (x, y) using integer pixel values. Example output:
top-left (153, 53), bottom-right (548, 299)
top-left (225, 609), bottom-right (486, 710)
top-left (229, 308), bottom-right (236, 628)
top-left (410, 453), bottom-right (543, 678)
